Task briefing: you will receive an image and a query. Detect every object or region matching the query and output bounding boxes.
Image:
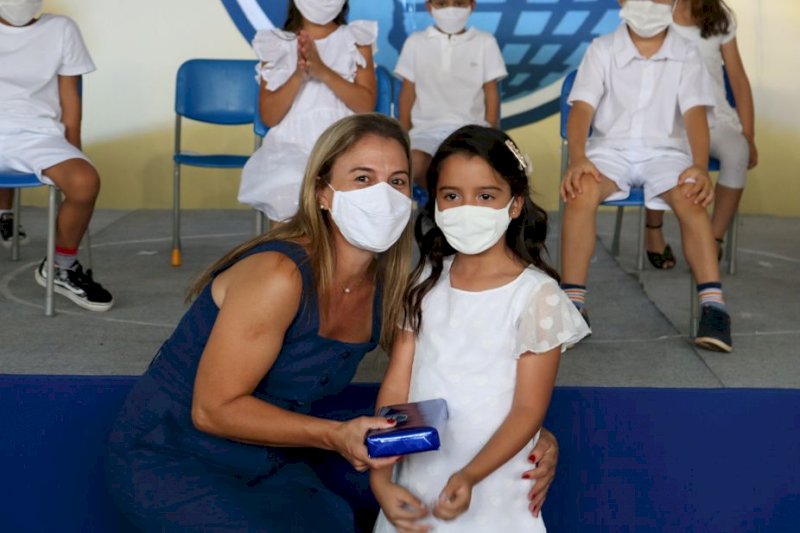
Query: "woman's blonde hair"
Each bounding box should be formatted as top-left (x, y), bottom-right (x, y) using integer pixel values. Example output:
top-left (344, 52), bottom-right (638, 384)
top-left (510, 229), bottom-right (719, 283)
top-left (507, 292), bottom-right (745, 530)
top-left (188, 113), bottom-right (413, 349)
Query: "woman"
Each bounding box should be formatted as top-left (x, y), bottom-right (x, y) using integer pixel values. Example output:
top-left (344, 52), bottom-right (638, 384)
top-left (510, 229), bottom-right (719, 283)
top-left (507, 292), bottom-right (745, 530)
top-left (106, 113), bottom-right (557, 531)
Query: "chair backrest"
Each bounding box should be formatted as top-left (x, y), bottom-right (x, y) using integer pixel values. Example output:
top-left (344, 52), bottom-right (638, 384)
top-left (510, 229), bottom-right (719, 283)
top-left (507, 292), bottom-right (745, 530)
top-left (559, 70), bottom-right (578, 141)
top-left (175, 59), bottom-right (259, 125)
top-left (375, 65), bottom-right (393, 116)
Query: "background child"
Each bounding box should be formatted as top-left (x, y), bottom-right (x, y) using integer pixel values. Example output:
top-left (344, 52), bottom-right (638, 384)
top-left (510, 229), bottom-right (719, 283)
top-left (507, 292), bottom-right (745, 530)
top-left (371, 126), bottom-right (589, 532)
top-left (238, 0), bottom-right (377, 224)
top-left (394, 0), bottom-right (507, 188)
top-left (645, 0), bottom-right (757, 268)
top-left (560, 0), bottom-right (732, 352)
top-left (0, 0), bottom-right (113, 311)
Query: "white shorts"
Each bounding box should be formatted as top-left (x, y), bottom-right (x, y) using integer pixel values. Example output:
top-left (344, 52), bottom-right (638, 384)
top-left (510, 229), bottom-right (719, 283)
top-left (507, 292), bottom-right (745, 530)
top-left (0, 130), bottom-right (91, 186)
top-left (238, 141), bottom-right (308, 222)
top-left (586, 145), bottom-right (693, 211)
top-left (409, 123), bottom-right (469, 156)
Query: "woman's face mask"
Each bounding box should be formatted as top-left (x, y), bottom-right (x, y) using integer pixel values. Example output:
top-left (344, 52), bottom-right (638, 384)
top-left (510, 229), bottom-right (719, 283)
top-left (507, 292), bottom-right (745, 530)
top-left (293, 0), bottom-right (346, 26)
top-left (620, 0), bottom-right (674, 38)
top-left (0, 0), bottom-right (43, 27)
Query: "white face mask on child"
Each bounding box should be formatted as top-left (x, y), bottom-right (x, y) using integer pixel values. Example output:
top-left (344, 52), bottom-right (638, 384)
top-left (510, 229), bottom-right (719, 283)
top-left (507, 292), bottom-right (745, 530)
top-left (294, 0), bottom-right (346, 26)
top-left (327, 182), bottom-right (412, 253)
top-left (431, 7), bottom-right (471, 35)
top-left (619, 0), bottom-right (674, 38)
top-left (0, 0), bottom-right (42, 27)
top-left (435, 199), bottom-right (514, 255)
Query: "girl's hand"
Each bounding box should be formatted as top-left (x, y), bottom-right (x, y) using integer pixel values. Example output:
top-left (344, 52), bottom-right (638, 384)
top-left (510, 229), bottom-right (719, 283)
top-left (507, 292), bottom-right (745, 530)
top-left (433, 471), bottom-right (474, 521)
top-left (372, 478), bottom-right (431, 533)
top-left (678, 165), bottom-right (714, 206)
top-left (746, 136), bottom-right (759, 169)
top-left (561, 156), bottom-right (601, 201)
top-left (297, 31), bottom-right (331, 82)
top-left (294, 38), bottom-right (308, 78)
top-left (330, 416), bottom-right (400, 472)
top-left (522, 428), bottom-right (559, 518)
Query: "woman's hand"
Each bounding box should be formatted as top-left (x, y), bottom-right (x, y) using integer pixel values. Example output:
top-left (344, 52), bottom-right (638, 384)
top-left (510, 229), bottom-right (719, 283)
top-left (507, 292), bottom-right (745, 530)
top-left (297, 31), bottom-right (332, 82)
top-left (522, 428), bottom-right (559, 518)
top-left (432, 470), bottom-right (474, 521)
top-left (372, 478), bottom-right (431, 533)
top-left (561, 156), bottom-right (601, 202)
top-left (330, 416), bottom-right (400, 472)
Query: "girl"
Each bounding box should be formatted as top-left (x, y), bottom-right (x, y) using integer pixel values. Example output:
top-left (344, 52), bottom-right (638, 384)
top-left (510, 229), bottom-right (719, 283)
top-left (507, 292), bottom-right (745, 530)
top-left (371, 126), bottom-right (590, 532)
top-left (645, 0), bottom-right (757, 268)
top-left (238, 0), bottom-right (378, 225)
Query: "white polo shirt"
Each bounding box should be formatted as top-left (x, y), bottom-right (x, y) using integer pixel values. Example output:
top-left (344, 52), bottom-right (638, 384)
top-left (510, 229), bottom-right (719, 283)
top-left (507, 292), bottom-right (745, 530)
top-left (0, 14), bottom-right (95, 134)
top-left (569, 23), bottom-right (715, 151)
top-left (394, 26), bottom-right (507, 130)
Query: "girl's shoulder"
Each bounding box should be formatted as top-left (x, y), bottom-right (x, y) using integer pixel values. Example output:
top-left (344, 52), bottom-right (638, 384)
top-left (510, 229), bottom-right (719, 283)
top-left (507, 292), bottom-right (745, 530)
top-left (252, 28), bottom-right (297, 65)
top-left (338, 20), bottom-right (378, 47)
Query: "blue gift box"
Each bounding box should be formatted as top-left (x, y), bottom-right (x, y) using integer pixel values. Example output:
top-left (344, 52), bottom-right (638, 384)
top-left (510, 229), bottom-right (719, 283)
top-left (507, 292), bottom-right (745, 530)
top-left (365, 398), bottom-right (448, 458)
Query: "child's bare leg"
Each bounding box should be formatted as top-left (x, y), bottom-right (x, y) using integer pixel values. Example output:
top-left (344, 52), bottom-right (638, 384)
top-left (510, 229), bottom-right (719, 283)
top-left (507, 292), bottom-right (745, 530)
top-left (644, 208), bottom-right (667, 250)
top-left (710, 184), bottom-right (743, 241)
top-left (0, 188), bottom-right (12, 210)
top-left (560, 174), bottom-right (620, 285)
top-left (41, 158), bottom-right (100, 250)
top-left (660, 186), bottom-right (719, 284)
top-left (411, 150), bottom-right (431, 189)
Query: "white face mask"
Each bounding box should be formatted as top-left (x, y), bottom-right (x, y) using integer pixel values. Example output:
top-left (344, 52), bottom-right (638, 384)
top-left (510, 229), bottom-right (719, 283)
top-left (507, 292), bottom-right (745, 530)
top-left (620, 1), bottom-right (674, 38)
top-left (294, 0), bottom-right (346, 26)
top-left (0, 0), bottom-right (42, 27)
top-left (431, 6), bottom-right (471, 35)
top-left (328, 182), bottom-right (412, 253)
top-left (435, 198), bottom-right (514, 255)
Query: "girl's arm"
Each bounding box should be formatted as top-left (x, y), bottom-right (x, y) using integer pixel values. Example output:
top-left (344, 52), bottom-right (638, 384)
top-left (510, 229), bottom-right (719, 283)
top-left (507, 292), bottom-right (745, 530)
top-left (301, 35), bottom-right (376, 113)
top-left (720, 37), bottom-right (758, 167)
top-left (434, 346), bottom-right (561, 521)
top-left (259, 39), bottom-right (307, 127)
top-left (58, 75), bottom-right (83, 149)
top-left (398, 79), bottom-right (415, 132)
top-left (370, 329), bottom-right (431, 529)
top-left (191, 251), bottom-right (397, 470)
top-left (680, 105), bottom-right (714, 207)
top-left (483, 79), bottom-right (500, 128)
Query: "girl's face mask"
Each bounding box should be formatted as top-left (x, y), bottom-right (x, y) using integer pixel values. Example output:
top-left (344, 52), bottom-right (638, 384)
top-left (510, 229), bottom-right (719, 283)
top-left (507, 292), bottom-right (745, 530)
top-left (0, 0), bottom-right (43, 27)
top-left (435, 198), bottom-right (514, 255)
top-left (293, 0), bottom-right (346, 26)
top-left (620, 0), bottom-right (674, 38)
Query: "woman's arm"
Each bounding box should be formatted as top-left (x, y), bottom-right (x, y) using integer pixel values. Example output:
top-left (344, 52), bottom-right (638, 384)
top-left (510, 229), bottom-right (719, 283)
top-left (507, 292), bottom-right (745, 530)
top-left (58, 75), bottom-right (83, 149)
top-left (191, 251), bottom-right (396, 469)
top-left (398, 79), bottom-right (415, 132)
top-left (483, 79), bottom-right (500, 128)
top-left (434, 346), bottom-right (561, 520)
top-left (720, 37), bottom-right (758, 167)
top-left (301, 34), bottom-right (376, 113)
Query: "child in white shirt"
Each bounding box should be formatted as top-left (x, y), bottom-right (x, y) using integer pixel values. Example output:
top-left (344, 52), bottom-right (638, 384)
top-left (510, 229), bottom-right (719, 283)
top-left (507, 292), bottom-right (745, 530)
top-left (394, 0), bottom-right (507, 187)
top-left (560, 0), bottom-right (731, 352)
top-left (0, 0), bottom-right (113, 311)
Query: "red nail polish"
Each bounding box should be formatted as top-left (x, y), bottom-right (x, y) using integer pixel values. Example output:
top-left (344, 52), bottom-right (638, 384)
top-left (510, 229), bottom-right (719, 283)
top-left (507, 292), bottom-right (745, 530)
top-left (521, 474), bottom-right (530, 479)
top-left (387, 418), bottom-right (396, 424)
top-left (528, 454), bottom-right (536, 462)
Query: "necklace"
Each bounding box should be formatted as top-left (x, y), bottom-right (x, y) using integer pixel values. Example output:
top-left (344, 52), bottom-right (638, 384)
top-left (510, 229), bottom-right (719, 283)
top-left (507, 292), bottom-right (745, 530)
top-left (339, 274), bottom-right (368, 295)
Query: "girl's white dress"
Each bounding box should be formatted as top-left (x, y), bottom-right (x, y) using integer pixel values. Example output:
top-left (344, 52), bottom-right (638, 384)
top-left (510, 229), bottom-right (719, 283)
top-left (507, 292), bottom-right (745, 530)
top-left (238, 21), bottom-right (376, 221)
top-left (374, 259), bottom-right (590, 532)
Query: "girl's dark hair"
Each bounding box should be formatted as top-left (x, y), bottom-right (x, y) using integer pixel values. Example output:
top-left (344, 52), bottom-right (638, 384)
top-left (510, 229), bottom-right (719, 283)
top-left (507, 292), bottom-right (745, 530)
top-left (284, 1), bottom-right (349, 32)
top-left (404, 125), bottom-right (559, 333)
top-left (691, 0), bottom-right (732, 39)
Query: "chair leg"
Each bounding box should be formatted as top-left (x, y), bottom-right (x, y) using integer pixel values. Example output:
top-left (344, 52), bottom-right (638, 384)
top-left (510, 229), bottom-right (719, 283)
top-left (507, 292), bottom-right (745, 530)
top-left (254, 210), bottom-right (265, 236)
top-left (45, 186), bottom-right (58, 317)
top-left (83, 231), bottom-right (93, 271)
top-left (556, 143), bottom-right (568, 271)
top-left (171, 162), bottom-right (182, 267)
top-left (726, 211), bottom-right (738, 275)
top-left (636, 205), bottom-right (645, 271)
top-left (611, 207), bottom-right (624, 257)
top-left (11, 188), bottom-right (21, 261)
top-left (689, 274), bottom-right (699, 338)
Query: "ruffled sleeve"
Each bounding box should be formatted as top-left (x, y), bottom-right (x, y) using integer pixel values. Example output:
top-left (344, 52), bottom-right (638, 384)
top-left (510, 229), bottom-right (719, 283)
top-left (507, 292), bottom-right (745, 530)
top-left (514, 278), bottom-right (591, 357)
top-left (252, 29), bottom-right (297, 90)
top-left (343, 20), bottom-right (378, 70)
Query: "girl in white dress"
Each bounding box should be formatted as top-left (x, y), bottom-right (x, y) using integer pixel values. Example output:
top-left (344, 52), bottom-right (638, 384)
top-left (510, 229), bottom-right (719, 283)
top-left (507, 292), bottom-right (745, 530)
top-left (238, 0), bottom-right (377, 223)
top-left (371, 126), bottom-right (591, 532)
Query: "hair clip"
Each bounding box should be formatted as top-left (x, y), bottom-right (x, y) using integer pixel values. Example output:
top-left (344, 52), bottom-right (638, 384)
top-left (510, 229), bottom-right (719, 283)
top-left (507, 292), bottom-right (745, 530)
top-left (505, 139), bottom-right (532, 175)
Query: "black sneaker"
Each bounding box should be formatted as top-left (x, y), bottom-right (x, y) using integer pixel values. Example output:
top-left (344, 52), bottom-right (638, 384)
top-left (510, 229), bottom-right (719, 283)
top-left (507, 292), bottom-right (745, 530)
top-left (695, 305), bottom-right (732, 353)
top-left (35, 258), bottom-right (114, 312)
top-left (0, 212), bottom-right (29, 248)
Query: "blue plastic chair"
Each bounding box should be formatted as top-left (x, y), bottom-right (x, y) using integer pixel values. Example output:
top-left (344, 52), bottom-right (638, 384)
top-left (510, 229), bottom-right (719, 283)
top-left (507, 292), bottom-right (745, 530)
top-left (171, 59), bottom-right (259, 266)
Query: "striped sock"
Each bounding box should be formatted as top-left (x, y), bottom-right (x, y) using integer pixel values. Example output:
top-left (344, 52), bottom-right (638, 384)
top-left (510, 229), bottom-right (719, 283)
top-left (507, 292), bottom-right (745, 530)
top-left (55, 246), bottom-right (78, 270)
top-left (697, 282), bottom-right (726, 311)
top-left (561, 283), bottom-right (587, 311)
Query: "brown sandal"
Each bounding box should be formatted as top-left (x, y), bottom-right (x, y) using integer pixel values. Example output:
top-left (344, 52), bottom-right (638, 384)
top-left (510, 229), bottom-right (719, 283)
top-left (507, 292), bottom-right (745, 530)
top-left (646, 223), bottom-right (677, 270)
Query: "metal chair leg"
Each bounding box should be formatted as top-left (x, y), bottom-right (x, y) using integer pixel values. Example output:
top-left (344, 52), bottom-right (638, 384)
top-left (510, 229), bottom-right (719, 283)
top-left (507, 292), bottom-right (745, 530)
top-left (171, 162), bottom-right (182, 267)
top-left (611, 207), bottom-right (624, 257)
top-left (83, 231), bottom-right (93, 271)
top-left (45, 186), bottom-right (58, 317)
top-left (555, 142), bottom-right (569, 272)
top-left (636, 205), bottom-right (645, 271)
top-left (689, 275), bottom-right (699, 338)
top-left (255, 210), bottom-right (265, 236)
top-left (11, 188), bottom-right (21, 261)
top-left (727, 211), bottom-right (738, 275)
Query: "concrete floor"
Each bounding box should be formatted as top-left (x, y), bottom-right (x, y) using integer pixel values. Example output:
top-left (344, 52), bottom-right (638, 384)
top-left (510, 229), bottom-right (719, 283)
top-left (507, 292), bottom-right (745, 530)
top-left (1, 207), bottom-right (798, 388)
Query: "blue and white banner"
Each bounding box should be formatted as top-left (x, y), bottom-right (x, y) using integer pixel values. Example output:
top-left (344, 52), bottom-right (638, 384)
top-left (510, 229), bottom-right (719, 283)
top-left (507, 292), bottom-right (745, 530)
top-left (221, 0), bottom-right (620, 128)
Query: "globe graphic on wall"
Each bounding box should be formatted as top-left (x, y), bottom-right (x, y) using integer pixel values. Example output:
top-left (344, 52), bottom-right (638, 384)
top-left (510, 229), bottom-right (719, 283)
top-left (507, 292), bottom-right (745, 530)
top-left (221, 0), bottom-right (620, 128)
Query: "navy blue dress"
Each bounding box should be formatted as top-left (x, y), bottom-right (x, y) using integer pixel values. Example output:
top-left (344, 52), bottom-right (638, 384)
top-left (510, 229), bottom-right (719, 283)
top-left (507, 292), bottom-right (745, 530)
top-left (106, 241), bottom-right (380, 532)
